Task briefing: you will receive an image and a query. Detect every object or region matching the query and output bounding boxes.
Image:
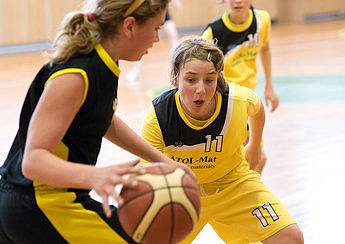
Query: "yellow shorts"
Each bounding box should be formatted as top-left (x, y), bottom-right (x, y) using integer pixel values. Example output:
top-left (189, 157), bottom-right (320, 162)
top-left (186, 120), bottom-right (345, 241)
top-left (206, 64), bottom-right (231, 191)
top-left (181, 161), bottom-right (296, 243)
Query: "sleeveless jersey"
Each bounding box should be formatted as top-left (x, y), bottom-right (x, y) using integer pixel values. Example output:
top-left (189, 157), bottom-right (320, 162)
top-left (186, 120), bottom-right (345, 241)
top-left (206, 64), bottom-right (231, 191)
top-left (202, 8), bottom-right (271, 89)
top-left (141, 83), bottom-right (261, 184)
top-left (0, 44), bottom-right (120, 189)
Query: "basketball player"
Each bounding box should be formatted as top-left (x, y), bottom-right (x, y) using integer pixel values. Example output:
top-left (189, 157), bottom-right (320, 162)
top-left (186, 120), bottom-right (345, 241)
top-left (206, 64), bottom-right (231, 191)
top-left (0, 0), bottom-right (193, 243)
top-left (202, 0), bottom-right (279, 174)
top-left (141, 37), bottom-right (304, 243)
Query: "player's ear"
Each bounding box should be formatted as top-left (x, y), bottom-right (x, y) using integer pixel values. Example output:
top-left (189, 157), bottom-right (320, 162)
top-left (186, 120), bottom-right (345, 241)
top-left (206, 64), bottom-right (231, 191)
top-left (171, 72), bottom-right (178, 87)
top-left (172, 75), bottom-right (179, 87)
top-left (122, 16), bottom-right (136, 37)
top-left (174, 79), bottom-right (179, 87)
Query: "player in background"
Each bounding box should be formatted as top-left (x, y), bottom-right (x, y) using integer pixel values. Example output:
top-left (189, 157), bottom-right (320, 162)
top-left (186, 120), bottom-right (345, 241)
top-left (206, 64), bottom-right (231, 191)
top-left (202, 0), bottom-right (279, 174)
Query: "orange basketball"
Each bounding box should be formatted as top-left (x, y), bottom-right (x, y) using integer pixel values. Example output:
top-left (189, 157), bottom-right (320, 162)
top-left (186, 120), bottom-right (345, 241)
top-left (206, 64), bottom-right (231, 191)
top-left (118, 162), bottom-right (200, 244)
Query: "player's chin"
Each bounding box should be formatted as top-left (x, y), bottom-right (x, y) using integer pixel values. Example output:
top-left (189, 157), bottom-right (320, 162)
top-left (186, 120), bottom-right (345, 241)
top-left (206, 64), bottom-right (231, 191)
top-left (191, 105), bottom-right (205, 114)
top-left (128, 51), bottom-right (148, 61)
top-left (136, 51), bottom-right (148, 61)
top-left (141, 50), bottom-right (149, 58)
top-left (126, 57), bottom-right (141, 62)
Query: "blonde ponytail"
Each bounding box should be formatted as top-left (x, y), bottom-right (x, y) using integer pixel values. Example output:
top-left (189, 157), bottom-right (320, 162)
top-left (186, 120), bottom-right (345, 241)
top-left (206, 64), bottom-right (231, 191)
top-left (47, 12), bottom-right (100, 64)
top-left (47, 0), bottom-right (170, 65)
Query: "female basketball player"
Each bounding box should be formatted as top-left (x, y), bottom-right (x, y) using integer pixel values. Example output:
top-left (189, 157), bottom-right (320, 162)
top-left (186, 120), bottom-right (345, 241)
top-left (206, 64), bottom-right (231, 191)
top-left (0, 0), bottom-right (190, 243)
top-left (141, 37), bottom-right (304, 243)
top-left (202, 0), bottom-right (280, 174)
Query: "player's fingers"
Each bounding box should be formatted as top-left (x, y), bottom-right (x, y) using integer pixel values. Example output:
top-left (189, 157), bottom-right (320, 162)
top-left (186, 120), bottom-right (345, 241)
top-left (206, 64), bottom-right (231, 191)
top-left (116, 165), bottom-right (145, 176)
top-left (122, 159), bottom-right (141, 167)
top-left (114, 159), bottom-right (142, 171)
top-left (110, 175), bottom-right (139, 189)
top-left (101, 194), bottom-right (112, 218)
top-left (264, 97), bottom-right (269, 108)
top-left (110, 190), bottom-right (124, 207)
top-left (270, 99), bottom-right (279, 112)
top-left (122, 176), bottom-right (139, 188)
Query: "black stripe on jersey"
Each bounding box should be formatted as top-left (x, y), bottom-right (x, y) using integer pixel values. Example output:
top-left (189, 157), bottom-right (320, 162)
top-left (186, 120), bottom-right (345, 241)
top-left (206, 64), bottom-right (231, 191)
top-left (206, 7), bottom-right (257, 54)
top-left (153, 88), bottom-right (229, 147)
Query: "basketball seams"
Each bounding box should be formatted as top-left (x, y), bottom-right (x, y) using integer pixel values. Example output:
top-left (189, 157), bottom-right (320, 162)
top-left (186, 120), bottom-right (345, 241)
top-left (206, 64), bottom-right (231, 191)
top-left (119, 185), bottom-right (197, 209)
top-left (118, 163), bottom-right (201, 243)
top-left (119, 166), bottom-right (199, 208)
top-left (158, 163), bottom-right (175, 244)
top-left (174, 202), bottom-right (194, 239)
top-left (118, 180), bottom-right (153, 210)
top-left (182, 174), bottom-right (201, 218)
top-left (140, 202), bottom-right (173, 243)
top-left (143, 202), bottom-right (195, 244)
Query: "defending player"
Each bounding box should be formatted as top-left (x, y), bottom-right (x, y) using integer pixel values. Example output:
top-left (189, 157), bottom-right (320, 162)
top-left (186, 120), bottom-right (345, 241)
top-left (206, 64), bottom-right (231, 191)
top-left (141, 37), bottom-right (303, 243)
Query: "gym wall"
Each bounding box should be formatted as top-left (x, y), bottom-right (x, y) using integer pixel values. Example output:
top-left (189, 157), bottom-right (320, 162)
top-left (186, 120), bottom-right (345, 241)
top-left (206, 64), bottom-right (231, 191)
top-left (0, 0), bottom-right (344, 46)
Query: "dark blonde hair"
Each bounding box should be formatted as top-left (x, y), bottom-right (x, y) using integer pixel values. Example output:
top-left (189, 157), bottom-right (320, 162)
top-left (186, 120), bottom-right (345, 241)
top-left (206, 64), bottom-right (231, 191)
top-left (47, 0), bottom-right (170, 64)
top-left (169, 36), bottom-right (227, 94)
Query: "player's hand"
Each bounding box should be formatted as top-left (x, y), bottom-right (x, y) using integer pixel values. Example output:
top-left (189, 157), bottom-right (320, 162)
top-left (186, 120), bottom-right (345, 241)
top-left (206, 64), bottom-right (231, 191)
top-left (92, 159), bottom-right (144, 218)
top-left (245, 143), bottom-right (261, 171)
top-left (264, 88), bottom-right (279, 112)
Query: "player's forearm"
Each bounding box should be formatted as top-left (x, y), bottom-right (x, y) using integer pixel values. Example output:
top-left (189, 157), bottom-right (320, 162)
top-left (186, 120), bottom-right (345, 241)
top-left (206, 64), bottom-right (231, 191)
top-left (260, 44), bottom-right (273, 90)
top-left (248, 103), bottom-right (265, 146)
top-left (22, 148), bottom-right (95, 189)
top-left (105, 115), bottom-right (173, 164)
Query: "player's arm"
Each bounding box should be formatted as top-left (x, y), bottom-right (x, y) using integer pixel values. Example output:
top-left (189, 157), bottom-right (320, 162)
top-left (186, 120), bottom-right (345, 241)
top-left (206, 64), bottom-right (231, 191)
top-left (260, 41), bottom-right (279, 112)
top-left (22, 73), bottom-right (143, 217)
top-left (139, 105), bottom-right (196, 178)
top-left (140, 105), bottom-right (165, 153)
top-left (260, 10), bottom-right (279, 112)
top-left (22, 73), bottom-right (99, 189)
top-left (245, 89), bottom-right (265, 170)
top-left (104, 110), bottom-right (171, 164)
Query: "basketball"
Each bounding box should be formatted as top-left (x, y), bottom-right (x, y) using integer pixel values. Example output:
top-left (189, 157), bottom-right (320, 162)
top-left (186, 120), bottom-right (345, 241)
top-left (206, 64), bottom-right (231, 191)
top-left (118, 162), bottom-right (200, 244)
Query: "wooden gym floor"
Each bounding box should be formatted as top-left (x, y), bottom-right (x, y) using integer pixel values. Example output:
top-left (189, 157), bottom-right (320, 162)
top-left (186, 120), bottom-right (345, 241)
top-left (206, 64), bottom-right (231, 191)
top-left (1, 19), bottom-right (345, 243)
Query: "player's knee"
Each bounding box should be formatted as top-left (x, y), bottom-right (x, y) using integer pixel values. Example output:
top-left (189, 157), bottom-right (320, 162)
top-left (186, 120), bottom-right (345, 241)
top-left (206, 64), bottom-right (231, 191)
top-left (285, 224), bottom-right (304, 244)
top-left (264, 224), bottom-right (304, 244)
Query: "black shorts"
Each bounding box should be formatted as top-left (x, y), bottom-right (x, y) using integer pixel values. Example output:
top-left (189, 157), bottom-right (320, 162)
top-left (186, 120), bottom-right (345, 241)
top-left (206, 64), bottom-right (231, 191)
top-left (0, 179), bottom-right (135, 244)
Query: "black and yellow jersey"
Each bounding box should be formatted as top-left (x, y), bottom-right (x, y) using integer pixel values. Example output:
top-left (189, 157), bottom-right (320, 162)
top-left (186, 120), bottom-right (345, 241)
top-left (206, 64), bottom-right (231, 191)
top-left (0, 43), bottom-right (120, 188)
top-left (141, 83), bottom-right (261, 184)
top-left (202, 8), bottom-right (271, 89)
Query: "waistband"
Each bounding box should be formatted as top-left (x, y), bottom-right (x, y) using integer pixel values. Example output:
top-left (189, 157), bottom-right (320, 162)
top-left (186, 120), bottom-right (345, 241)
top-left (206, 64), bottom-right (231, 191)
top-left (0, 178), bottom-right (34, 194)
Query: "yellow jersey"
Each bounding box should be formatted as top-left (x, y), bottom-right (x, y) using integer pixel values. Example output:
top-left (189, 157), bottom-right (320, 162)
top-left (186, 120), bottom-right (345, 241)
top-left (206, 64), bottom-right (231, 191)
top-left (141, 83), bottom-right (261, 184)
top-left (202, 9), bottom-right (271, 89)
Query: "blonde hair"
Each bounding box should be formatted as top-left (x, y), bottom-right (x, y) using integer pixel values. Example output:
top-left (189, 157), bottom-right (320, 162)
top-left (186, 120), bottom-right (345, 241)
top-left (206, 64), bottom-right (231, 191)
top-left (47, 0), bottom-right (170, 65)
top-left (169, 36), bottom-right (227, 94)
